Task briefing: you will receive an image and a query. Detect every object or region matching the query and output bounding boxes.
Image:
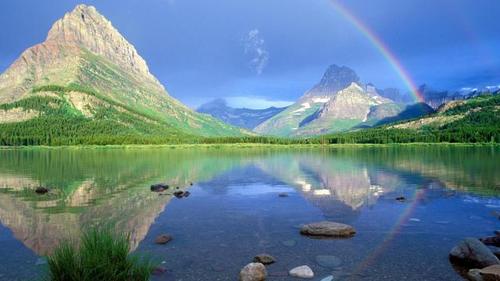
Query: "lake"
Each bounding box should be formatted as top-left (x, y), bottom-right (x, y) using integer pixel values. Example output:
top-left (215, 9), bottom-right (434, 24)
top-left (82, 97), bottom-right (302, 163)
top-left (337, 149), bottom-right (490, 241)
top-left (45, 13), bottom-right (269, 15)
top-left (0, 145), bottom-right (498, 280)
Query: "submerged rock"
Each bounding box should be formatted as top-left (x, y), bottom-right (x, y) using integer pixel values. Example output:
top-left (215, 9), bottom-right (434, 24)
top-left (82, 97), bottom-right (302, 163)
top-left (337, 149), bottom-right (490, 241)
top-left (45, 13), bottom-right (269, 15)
top-left (154, 234), bottom-right (172, 245)
top-left (315, 255), bottom-right (342, 268)
top-left (35, 187), bottom-right (49, 194)
top-left (152, 266), bottom-right (167, 276)
top-left (289, 265), bottom-right (314, 279)
top-left (282, 239), bottom-right (297, 247)
top-left (253, 254), bottom-right (276, 265)
top-left (278, 192), bottom-right (288, 197)
top-left (395, 196), bottom-right (406, 202)
top-left (468, 265), bottom-right (500, 281)
top-left (300, 221), bottom-right (356, 237)
top-left (183, 191), bottom-right (191, 197)
top-left (239, 262), bottom-right (266, 281)
top-left (320, 276), bottom-right (333, 281)
top-left (449, 238), bottom-right (500, 268)
top-left (151, 184), bottom-right (169, 192)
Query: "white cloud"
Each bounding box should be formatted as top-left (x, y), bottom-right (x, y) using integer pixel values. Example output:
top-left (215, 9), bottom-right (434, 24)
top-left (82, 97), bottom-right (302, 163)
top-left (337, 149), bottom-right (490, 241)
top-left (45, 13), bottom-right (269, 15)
top-left (243, 29), bottom-right (269, 75)
top-left (226, 96), bottom-right (293, 109)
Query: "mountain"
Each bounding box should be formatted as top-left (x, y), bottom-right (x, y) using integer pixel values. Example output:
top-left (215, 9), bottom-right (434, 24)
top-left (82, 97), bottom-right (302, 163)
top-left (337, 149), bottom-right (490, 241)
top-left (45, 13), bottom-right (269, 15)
top-left (318, 93), bottom-right (499, 144)
top-left (419, 84), bottom-right (500, 109)
top-left (419, 84), bottom-right (456, 109)
top-left (0, 4), bottom-right (245, 145)
top-left (376, 87), bottom-right (414, 104)
top-left (255, 64), bottom-right (420, 136)
top-left (390, 93), bottom-right (500, 131)
top-left (197, 99), bottom-right (286, 130)
top-left (302, 64), bottom-right (360, 98)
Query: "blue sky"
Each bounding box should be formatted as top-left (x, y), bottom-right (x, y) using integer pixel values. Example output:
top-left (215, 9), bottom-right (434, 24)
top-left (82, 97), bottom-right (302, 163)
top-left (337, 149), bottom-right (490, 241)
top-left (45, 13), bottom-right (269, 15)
top-left (1, 0), bottom-right (499, 108)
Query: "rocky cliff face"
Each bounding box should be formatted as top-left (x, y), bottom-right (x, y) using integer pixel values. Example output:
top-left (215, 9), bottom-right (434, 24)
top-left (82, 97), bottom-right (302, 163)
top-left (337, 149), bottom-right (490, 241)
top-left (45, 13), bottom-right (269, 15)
top-left (46, 5), bottom-right (157, 84)
top-left (303, 64), bottom-right (360, 98)
top-left (317, 83), bottom-right (389, 120)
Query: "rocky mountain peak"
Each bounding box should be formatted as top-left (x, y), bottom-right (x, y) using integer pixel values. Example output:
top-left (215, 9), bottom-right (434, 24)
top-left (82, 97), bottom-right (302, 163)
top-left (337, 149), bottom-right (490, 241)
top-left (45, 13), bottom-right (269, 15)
top-left (46, 4), bottom-right (154, 81)
top-left (305, 64), bottom-right (360, 97)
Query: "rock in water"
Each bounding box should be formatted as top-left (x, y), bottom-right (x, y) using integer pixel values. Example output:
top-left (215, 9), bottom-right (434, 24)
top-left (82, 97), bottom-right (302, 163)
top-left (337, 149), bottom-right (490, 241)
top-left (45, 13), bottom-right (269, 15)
top-left (239, 263), bottom-right (266, 281)
top-left (468, 265), bottom-right (500, 281)
top-left (173, 191), bottom-right (184, 198)
top-left (300, 221), bottom-right (356, 237)
top-left (282, 239), bottom-right (297, 247)
top-left (152, 266), bottom-right (167, 276)
top-left (151, 184), bottom-right (168, 192)
top-left (35, 187), bottom-right (49, 194)
top-left (289, 265), bottom-right (314, 279)
top-left (449, 238), bottom-right (500, 268)
top-left (253, 254), bottom-right (276, 265)
top-left (315, 255), bottom-right (342, 268)
top-left (154, 234), bottom-right (172, 245)
top-left (278, 192), bottom-right (288, 197)
top-left (481, 236), bottom-right (500, 247)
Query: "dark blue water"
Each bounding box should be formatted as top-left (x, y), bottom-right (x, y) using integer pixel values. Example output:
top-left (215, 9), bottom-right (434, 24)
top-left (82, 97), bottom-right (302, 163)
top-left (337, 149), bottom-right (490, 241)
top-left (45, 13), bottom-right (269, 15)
top-left (0, 146), bottom-right (498, 280)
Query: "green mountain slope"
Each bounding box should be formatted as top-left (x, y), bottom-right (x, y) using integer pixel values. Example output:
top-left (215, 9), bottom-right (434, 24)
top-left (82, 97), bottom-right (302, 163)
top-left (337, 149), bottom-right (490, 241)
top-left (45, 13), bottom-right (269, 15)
top-left (0, 4), bottom-right (245, 145)
top-left (320, 94), bottom-right (500, 143)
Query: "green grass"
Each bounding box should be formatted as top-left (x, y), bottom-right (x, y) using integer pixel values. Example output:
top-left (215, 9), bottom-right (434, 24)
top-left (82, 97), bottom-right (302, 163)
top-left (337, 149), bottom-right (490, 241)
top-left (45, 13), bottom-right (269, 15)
top-left (45, 227), bottom-right (156, 281)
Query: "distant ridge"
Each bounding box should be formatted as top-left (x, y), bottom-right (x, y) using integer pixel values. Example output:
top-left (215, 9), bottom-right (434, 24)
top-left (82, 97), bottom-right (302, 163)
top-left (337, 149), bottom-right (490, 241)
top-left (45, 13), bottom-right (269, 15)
top-left (197, 99), bottom-right (286, 130)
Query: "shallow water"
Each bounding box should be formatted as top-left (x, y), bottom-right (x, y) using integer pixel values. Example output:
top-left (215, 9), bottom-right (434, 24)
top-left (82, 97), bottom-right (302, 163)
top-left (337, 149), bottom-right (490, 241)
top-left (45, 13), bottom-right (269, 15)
top-left (0, 146), bottom-right (498, 280)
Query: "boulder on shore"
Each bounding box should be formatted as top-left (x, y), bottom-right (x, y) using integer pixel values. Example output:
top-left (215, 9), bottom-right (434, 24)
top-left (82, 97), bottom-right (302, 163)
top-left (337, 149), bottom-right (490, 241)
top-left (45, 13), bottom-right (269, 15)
top-left (449, 238), bottom-right (500, 268)
top-left (289, 265), bottom-right (314, 279)
top-left (239, 262), bottom-right (266, 281)
top-left (300, 221), bottom-right (356, 237)
top-left (35, 187), bottom-right (49, 194)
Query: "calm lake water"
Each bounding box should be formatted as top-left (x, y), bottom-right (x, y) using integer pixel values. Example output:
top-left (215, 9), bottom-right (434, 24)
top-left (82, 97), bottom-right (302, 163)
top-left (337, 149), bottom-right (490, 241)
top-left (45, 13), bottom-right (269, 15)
top-left (0, 146), bottom-right (498, 280)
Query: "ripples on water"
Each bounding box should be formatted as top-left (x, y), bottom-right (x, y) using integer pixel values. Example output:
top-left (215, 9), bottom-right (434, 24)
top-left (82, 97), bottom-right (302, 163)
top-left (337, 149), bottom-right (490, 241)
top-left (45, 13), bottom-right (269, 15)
top-left (0, 146), bottom-right (498, 280)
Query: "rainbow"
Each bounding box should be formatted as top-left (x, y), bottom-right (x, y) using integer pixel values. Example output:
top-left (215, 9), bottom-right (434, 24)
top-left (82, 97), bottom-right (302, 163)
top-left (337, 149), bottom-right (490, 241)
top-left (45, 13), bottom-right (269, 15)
top-left (348, 187), bottom-right (427, 279)
top-left (328, 0), bottom-right (424, 102)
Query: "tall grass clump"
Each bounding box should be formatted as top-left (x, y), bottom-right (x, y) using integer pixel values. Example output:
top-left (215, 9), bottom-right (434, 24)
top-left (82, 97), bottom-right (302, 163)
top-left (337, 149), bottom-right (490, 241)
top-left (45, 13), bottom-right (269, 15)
top-left (46, 227), bottom-right (156, 281)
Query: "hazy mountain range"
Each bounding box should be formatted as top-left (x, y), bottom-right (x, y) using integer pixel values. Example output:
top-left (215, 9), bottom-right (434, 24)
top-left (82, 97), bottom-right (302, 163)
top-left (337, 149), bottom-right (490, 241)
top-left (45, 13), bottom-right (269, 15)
top-left (197, 99), bottom-right (286, 130)
top-left (199, 65), bottom-right (497, 136)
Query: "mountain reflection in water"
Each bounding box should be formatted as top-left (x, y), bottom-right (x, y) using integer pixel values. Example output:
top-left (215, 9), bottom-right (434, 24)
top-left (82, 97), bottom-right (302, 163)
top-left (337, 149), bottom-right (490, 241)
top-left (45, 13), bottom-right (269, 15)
top-left (0, 146), bottom-right (497, 280)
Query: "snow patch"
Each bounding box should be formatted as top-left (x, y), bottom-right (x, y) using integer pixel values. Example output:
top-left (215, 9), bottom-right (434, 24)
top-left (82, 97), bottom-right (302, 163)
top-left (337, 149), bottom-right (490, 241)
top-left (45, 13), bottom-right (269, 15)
top-left (291, 102), bottom-right (311, 114)
top-left (312, 97), bottom-right (330, 103)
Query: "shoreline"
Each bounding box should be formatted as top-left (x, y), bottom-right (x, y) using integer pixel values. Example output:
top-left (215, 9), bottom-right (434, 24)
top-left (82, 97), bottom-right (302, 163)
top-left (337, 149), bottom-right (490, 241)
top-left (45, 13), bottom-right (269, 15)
top-left (0, 142), bottom-right (498, 150)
